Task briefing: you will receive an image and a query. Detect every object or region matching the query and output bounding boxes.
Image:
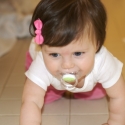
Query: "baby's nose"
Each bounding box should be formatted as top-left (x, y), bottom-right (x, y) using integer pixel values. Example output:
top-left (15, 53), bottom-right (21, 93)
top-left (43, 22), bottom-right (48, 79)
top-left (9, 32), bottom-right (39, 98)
top-left (61, 59), bottom-right (74, 69)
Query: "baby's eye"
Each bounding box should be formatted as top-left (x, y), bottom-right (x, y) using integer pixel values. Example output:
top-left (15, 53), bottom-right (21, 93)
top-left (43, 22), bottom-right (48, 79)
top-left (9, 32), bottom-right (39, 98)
top-left (49, 53), bottom-right (60, 57)
top-left (74, 52), bottom-right (84, 56)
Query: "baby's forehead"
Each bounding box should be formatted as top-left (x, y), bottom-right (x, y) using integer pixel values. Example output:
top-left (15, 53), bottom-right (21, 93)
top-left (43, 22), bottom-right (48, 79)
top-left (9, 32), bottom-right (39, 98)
top-left (74, 30), bottom-right (97, 45)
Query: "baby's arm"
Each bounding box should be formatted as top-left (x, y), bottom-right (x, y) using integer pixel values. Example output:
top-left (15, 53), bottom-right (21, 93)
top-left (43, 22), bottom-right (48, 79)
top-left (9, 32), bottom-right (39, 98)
top-left (104, 75), bottom-right (125, 125)
top-left (20, 78), bottom-right (46, 125)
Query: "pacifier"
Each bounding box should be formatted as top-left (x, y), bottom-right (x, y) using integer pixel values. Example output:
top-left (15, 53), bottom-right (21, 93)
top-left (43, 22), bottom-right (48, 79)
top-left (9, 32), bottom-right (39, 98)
top-left (61, 73), bottom-right (78, 90)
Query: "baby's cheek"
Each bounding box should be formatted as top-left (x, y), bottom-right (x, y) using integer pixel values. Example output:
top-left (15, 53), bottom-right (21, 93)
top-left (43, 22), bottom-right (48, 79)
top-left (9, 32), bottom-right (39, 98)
top-left (46, 64), bottom-right (59, 75)
top-left (80, 60), bottom-right (94, 74)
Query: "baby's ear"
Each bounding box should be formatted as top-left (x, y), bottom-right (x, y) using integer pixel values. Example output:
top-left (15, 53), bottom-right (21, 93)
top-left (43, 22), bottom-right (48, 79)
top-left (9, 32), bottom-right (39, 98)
top-left (95, 42), bottom-right (100, 53)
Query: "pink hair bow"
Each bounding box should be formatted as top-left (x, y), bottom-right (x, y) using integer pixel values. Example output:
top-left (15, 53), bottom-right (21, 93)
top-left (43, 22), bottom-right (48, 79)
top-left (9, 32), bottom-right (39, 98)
top-left (34, 19), bottom-right (44, 45)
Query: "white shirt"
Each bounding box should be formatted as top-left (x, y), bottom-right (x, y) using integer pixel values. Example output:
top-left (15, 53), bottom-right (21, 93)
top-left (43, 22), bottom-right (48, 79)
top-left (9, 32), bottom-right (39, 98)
top-left (25, 39), bottom-right (123, 93)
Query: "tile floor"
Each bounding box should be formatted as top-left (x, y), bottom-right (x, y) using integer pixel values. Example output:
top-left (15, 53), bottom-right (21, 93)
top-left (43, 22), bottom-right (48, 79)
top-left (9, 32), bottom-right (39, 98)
top-left (0, 0), bottom-right (125, 125)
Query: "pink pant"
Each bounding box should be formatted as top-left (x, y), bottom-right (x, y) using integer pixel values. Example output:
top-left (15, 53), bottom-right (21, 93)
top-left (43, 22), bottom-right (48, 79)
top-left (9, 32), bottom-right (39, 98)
top-left (25, 52), bottom-right (106, 104)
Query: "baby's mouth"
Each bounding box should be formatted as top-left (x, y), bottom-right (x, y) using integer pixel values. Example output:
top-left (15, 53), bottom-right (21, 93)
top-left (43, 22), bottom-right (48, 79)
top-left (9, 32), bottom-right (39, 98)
top-left (61, 72), bottom-right (77, 75)
top-left (60, 72), bottom-right (86, 90)
top-left (62, 74), bottom-right (76, 83)
top-left (60, 73), bottom-right (78, 90)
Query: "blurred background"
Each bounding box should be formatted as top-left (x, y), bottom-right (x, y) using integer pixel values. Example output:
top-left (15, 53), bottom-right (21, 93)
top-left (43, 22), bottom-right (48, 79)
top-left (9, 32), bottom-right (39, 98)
top-left (0, 0), bottom-right (125, 125)
top-left (0, 0), bottom-right (40, 57)
top-left (102, 0), bottom-right (125, 76)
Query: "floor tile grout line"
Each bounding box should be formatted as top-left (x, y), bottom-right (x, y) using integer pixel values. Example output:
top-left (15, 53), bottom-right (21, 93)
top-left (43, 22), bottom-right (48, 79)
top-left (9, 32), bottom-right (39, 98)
top-left (69, 98), bottom-right (71, 125)
top-left (0, 98), bottom-right (22, 100)
top-left (0, 114), bottom-right (109, 116)
top-left (0, 114), bottom-right (20, 116)
top-left (42, 114), bottom-right (70, 116)
top-left (69, 113), bottom-right (109, 115)
top-left (69, 93), bottom-right (73, 125)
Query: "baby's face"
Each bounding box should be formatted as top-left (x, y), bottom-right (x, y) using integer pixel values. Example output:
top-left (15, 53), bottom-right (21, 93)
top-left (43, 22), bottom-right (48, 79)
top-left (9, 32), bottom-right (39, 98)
top-left (42, 36), bottom-right (97, 86)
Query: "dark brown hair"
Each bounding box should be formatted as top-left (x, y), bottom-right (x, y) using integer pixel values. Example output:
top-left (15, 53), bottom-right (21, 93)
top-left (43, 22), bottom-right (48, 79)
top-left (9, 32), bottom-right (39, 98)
top-left (29, 0), bottom-right (107, 52)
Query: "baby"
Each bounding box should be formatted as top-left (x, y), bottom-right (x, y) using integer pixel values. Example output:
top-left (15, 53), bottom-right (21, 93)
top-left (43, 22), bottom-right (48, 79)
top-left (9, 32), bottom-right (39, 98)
top-left (20, 0), bottom-right (125, 125)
